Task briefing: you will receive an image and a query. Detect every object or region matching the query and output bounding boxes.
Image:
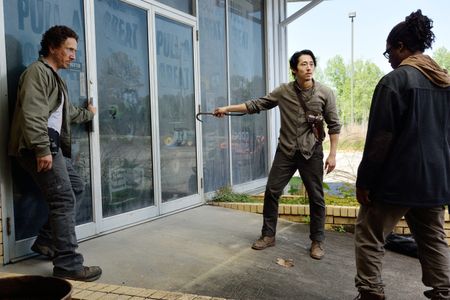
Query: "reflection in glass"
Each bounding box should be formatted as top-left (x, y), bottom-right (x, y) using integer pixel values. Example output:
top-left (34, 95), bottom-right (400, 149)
top-left (229, 0), bottom-right (268, 184)
top-left (156, 15), bottom-right (197, 202)
top-left (156, 0), bottom-right (193, 15)
top-left (4, 0), bottom-right (92, 240)
top-left (95, 0), bottom-right (154, 217)
top-left (198, 0), bottom-right (230, 192)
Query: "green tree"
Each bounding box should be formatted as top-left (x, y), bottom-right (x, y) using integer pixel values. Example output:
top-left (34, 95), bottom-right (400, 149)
top-left (324, 55), bottom-right (348, 98)
top-left (353, 60), bottom-right (384, 123)
top-left (324, 55), bottom-right (384, 125)
top-left (324, 56), bottom-right (350, 124)
top-left (313, 66), bottom-right (326, 84)
top-left (432, 46), bottom-right (450, 71)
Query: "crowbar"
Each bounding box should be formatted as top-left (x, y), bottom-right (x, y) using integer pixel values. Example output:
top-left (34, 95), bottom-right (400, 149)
top-left (195, 112), bottom-right (247, 122)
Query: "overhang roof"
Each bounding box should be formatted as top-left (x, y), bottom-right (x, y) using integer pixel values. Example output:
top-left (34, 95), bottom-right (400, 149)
top-left (281, 0), bottom-right (325, 27)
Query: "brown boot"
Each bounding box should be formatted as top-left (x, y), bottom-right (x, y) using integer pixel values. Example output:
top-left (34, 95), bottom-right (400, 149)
top-left (53, 266), bottom-right (102, 282)
top-left (251, 236), bottom-right (275, 250)
top-left (310, 241), bottom-right (325, 259)
top-left (354, 290), bottom-right (386, 300)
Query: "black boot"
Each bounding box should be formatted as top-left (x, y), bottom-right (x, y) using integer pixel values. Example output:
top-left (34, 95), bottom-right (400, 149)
top-left (354, 290), bottom-right (386, 300)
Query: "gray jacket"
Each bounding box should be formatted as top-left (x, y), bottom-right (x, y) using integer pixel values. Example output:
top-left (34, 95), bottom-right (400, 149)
top-left (245, 80), bottom-right (341, 159)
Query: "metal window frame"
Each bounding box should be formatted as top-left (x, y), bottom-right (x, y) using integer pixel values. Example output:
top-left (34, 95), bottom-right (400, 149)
top-left (0, 0), bottom-right (14, 264)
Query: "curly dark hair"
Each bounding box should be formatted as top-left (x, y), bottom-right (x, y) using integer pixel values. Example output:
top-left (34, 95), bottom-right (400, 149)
top-left (39, 25), bottom-right (78, 57)
top-left (289, 49), bottom-right (317, 77)
top-left (387, 9), bottom-right (435, 53)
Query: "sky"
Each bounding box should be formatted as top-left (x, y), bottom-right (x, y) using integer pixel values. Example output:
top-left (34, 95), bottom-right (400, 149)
top-left (287, 0), bottom-right (450, 74)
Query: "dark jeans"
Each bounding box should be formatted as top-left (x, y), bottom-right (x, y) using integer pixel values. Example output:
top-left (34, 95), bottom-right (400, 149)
top-left (355, 202), bottom-right (450, 296)
top-left (36, 156), bottom-right (85, 243)
top-left (17, 149), bottom-right (84, 272)
top-left (262, 145), bottom-right (325, 242)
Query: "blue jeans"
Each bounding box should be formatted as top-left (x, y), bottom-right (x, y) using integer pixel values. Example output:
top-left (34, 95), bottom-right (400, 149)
top-left (262, 145), bottom-right (325, 242)
top-left (17, 149), bottom-right (84, 272)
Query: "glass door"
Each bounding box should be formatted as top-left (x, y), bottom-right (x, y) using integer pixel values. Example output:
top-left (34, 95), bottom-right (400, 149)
top-left (94, 0), bottom-right (157, 230)
top-left (155, 12), bottom-right (201, 214)
top-left (2, 0), bottom-right (94, 259)
top-left (2, 0), bottom-right (202, 260)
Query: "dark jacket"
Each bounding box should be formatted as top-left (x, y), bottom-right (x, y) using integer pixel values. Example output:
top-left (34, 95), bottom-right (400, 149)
top-left (8, 57), bottom-right (94, 158)
top-left (356, 64), bottom-right (450, 207)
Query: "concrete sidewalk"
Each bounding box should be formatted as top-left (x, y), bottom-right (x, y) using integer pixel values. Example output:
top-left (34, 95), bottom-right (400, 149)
top-left (0, 205), bottom-right (426, 299)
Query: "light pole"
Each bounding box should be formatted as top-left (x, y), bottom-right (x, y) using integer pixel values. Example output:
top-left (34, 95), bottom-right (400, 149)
top-left (349, 11), bottom-right (356, 125)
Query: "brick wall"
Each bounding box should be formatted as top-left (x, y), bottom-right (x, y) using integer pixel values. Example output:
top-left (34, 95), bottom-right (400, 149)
top-left (209, 202), bottom-right (450, 245)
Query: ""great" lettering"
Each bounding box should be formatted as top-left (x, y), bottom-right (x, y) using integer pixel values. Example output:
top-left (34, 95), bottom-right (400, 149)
top-left (103, 11), bottom-right (138, 49)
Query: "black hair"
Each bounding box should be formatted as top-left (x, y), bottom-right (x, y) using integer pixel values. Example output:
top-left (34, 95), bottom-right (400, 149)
top-left (289, 49), bottom-right (317, 77)
top-left (39, 25), bottom-right (78, 57)
top-left (387, 9), bottom-right (435, 53)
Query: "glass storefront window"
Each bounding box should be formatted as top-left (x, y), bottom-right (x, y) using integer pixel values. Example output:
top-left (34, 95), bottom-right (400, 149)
top-left (95, 0), bottom-right (154, 217)
top-left (198, 0), bottom-right (268, 190)
top-left (156, 15), bottom-right (197, 202)
top-left (198, 0), bottom-right (230, 192)
top-left (229, 0), bottom-right (267, 184)
top-left (3, 0), bottom-right (92, 240)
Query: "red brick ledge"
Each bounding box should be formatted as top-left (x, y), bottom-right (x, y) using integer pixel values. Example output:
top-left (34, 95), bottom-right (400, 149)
top-left (208, 202), bottom-right (450, 244)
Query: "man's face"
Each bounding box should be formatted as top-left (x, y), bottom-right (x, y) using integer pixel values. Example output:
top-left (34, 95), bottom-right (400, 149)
top-left (385, 42), bottom-right (407, 69)
top-left (293, 54), bottom-right (315, 81)
top-left (49, 37), bottom-right (77, 70)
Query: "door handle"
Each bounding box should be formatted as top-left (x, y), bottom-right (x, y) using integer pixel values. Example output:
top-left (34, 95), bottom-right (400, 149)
top-left (88, 96), bottom-right (95, 132)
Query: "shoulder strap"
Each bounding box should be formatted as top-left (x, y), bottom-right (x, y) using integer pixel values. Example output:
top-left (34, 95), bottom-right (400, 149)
top-left (293, 81), bottom-right (309, 113)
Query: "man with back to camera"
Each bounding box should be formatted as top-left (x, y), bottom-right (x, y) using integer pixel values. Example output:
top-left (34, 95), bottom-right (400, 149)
top-left (354, 10), bottom-right (450, 300)
top-left (214, 49), bottom-right (341, 259)
top-left (8, 25), bottom-right (102, 281)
